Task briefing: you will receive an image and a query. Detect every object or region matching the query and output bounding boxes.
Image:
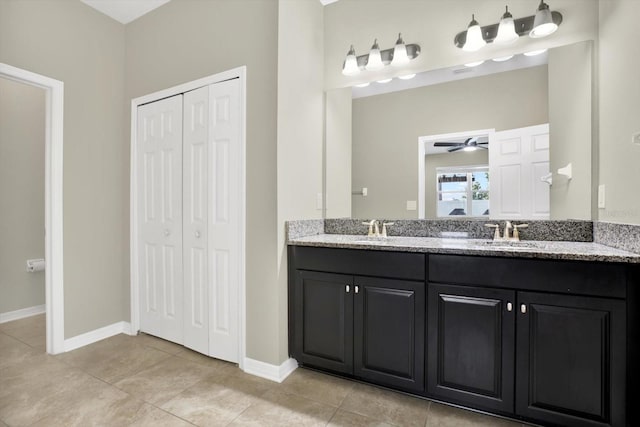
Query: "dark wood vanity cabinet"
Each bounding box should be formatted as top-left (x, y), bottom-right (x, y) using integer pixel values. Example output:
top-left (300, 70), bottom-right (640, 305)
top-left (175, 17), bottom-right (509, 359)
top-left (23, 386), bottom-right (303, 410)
top-left (289, 247), bottom-right (425, 393)
top-left (289, 247), bottom-right (639, 427)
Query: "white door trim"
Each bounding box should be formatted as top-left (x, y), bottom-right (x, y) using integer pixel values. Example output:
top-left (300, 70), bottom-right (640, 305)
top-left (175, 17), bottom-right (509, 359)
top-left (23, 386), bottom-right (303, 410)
top-left (130, 67), bottom-right (247, 369)
top-left (0, 63), bottom-right (65, 355)
top-left (418, 128), bottom-right (495, 219)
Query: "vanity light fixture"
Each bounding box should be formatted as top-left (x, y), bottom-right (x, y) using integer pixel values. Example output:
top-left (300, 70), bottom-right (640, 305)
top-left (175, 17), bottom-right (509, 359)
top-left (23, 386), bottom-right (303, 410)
top-left (377, 78), bottom-right (393, 84)
top-left (342, 45), bottom-right (360, 76)
top-left (366, 39), bottom-right (384, 71)
top-left (454, 3), bottom-right (562, 49)
top-left (492, 55), bottom-right (515, 62)
top-left (494, 6), bottom-right (519, 45)
top-left (354, 82), bottom-right (370, 88)
top-left (391, 33), bottom-right (410, 66)
top-left (524, 48), bottom-right (548, 56)
top-left (462, 15), bottom-right (486, 52)
top-left (530, 0), bottom-right (558, 38)
top-left (341, 36), bottom-right (421, 76)
top-left (398, 73), bottom-right (417, 80)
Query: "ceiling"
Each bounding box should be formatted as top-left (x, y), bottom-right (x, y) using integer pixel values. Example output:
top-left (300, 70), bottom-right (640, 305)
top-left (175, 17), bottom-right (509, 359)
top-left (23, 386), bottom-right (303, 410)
top-left (82, 0), bottom-right (337, 25)
top-left (81, 0), bottom-right (171, 25)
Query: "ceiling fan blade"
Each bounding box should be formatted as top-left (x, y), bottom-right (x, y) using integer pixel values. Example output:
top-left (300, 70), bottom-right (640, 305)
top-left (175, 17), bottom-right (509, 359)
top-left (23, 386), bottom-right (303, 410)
top-left (448, 146), bottom-right (465, 152)
top-left (477, 145), bottom-right (489, 149)
top-left (478, 141), bottom-right (489, 145)
top-left (434, 142), bottom-right (463, 147)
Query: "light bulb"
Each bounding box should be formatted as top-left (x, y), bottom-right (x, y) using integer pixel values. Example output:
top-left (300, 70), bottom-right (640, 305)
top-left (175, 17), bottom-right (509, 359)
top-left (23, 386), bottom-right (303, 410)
top-left (463, 146), bottom-right (477, 152)
top-left (463, 15), bottom-right (486, 52)
top-left (377, 78), bottom-right (393, 84)
top-left (342, 45), bottom-right (360, 76)
top-left (391, 33), bottom-right (410, 66)
top-left (494, 6), bottom-right (519, 45)
top-left (354, 82), bottom-right (370, 88)
top-left (492, 55), bottom-right (514, 62)
top-left (464, 60), bottom-right (485, 67)
top-left (398, 74), bottom-right (416, 80)
top-left (366, 39), bottom-right (384, 70)
top-left (530, 1), bottom-right (558, 38)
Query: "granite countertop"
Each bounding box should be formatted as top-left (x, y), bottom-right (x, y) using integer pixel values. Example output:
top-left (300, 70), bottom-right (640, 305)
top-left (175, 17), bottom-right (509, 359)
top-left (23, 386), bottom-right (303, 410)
top-left (288, 234), bottom-right (640, 264)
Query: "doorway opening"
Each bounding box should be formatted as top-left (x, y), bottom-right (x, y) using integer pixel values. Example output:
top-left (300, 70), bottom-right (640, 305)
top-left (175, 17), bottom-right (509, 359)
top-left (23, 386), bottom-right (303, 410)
top-left (0, 63), bottom-right (65, 354)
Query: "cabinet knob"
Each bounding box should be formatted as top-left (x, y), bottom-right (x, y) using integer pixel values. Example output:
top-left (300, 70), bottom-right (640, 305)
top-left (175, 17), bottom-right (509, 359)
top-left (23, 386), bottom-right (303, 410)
top-left (507, 302), bottom-right (513, 312)
top-left (355, 285), bottom-right (359, 294)
top-left (164, 229), bottom-right (170, 236)
top-left (521, 304), bottom-right (527, 314)
top-left (195, 231), bottom-right (201, 238)
top-left (346, 285), bottom-right (350, 293)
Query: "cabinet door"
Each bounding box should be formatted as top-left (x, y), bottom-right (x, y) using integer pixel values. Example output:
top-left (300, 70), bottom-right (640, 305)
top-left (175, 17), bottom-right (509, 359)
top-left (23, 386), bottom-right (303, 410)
top-left (354, 276), bottom-right (425, 393)
top-left (427, 284), bottom-right (515, 413)
top-left (293, 271), bottom-right (353, 374)
top-left (516, 292), bottom-right (625, 427)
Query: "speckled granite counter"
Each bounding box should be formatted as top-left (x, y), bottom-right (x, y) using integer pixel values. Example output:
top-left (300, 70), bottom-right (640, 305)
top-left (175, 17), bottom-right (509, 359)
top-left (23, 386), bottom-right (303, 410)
top-left (288, 234), bottom-right (640, 263)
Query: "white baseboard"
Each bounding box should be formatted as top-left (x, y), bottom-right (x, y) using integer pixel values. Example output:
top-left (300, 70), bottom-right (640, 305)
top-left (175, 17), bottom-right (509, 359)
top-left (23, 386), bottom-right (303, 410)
top-left (64, 321), bottom-right (133, 352)
top-left (0, 304), bottom-right (46, 324)
top-left (243, 357), bottom-right (298, 383)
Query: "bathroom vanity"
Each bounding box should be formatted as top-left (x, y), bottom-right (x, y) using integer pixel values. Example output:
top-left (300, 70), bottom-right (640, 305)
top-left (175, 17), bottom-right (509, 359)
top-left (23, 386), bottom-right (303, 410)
top-left (287, 234), bottom-right (640, 427)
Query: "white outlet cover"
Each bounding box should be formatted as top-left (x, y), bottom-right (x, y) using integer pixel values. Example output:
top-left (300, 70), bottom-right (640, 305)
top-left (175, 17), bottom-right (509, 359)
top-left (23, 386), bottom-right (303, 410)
top-left (632, 132), bottom-right (640, 145)
top-left (406, 200), bottom-right (417, 211)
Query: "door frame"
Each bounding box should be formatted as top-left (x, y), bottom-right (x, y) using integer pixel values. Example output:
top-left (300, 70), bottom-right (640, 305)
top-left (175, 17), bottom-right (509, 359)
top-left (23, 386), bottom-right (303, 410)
top-left (0, 63), bottom-right (65, 354)
top-left (418, 128), bottom-right (494, 219)
top-left (129, 67), bottom-right (247, 368)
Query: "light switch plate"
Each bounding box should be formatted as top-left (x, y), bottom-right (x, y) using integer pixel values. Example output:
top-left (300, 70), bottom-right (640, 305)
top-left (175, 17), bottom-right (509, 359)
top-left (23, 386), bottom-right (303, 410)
top-left (598, 184), bottom-right (605, 209)
top-left (406, 200), bottom-right (417, 211)
top-left (633, 132), bottom-right (640, 145)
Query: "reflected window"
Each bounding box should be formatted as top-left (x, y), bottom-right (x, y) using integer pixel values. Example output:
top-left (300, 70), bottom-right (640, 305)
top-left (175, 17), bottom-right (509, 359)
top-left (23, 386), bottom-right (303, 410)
top-left (436, 167), bottom-right (489, 218)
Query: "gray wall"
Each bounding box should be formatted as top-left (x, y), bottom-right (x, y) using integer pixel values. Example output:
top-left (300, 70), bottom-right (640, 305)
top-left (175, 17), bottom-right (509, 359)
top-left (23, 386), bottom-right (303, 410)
top-left (276, 0), bottom-right (325, 364)
top-left (125, 0), bottom-right (282, 364)
top-left (352, 66), bottom-right (548, 219)
top-left (548, 41), bottom-right (593, 220)
top-left (425, 150), bottom-right (489, 219)
top-left (325, 87), bottom-right (352, 218)
top-left (0, 1), bottom-right (127, 338)
top-left (0, 78), bottom-right (45, 314)
top-left (598, 0), bottom-right (640, 224)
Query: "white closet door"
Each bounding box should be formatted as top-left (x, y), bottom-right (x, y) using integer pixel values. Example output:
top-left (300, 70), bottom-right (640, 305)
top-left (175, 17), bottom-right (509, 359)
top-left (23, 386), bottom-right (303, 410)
top-left (208, 79), bottom-right (241, 363)
top-left (183, 86), bottom-right (210, 355)
top-left (137, 94), bottom-right (184, 344)
top-left (489, 124), bottom-right (550, 220)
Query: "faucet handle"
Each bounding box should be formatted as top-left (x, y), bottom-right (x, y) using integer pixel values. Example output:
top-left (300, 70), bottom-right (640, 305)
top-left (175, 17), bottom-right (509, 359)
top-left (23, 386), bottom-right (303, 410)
top-left (381, 222), bottom-right (394, 237)
top-left (362, 220), bottom-right (378, 237)
top-left (512, 223), bottom-right (529, 241)
top-left (484, 224), bottom-right (501, 241)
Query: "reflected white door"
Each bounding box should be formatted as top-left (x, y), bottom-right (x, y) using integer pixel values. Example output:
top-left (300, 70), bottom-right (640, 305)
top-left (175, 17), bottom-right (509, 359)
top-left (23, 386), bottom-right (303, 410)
top-left (208, 79), bottom-right (240, 363)
top-left (137, 94), bottom-right (184, 344)
top-left (183, 86), bottom-right (209, 354)
top-left (489, 124), bottom-right (550, 220)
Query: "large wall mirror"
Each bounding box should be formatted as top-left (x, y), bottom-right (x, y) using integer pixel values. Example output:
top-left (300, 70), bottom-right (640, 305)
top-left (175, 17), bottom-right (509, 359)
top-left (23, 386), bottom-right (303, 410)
top-left (325, 40), bottom-right (594, 221)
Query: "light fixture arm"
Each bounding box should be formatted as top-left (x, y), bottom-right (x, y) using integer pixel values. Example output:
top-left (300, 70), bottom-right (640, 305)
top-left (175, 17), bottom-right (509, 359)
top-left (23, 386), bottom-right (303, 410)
top-left (347, 43), bottom-right (421, 69)
top-left (454, 11), bottom-right (562, 48)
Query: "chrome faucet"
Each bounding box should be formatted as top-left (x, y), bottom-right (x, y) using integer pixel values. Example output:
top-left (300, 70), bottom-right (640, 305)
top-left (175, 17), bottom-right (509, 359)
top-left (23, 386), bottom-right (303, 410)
top-left (485, 221), bottom-right (529, 242)
top-left (362, 219), bottom-right (380, 237)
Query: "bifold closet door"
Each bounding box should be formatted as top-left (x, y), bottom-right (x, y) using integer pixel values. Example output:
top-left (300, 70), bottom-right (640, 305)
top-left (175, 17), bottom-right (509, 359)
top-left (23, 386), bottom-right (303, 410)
top-left (137, 94), bottom-right (184, 344)
top-left (182, 86), bottom-right (210, 355)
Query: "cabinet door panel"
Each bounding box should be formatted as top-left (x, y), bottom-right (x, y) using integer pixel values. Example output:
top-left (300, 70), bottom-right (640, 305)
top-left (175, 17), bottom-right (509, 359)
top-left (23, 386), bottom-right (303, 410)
top-left (354, 276), bottom-right (425, 393)
top-left (516, 292), bottom-right (625, 427)
top-left (294, 271), bottom-right (353, 374)
top-left (428, 284), bottom-right (515, 413)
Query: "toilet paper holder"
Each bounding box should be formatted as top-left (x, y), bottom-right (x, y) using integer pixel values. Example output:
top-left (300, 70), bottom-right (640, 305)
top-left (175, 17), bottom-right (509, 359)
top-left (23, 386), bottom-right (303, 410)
top-left (26, 259), bottom-right (45, 273)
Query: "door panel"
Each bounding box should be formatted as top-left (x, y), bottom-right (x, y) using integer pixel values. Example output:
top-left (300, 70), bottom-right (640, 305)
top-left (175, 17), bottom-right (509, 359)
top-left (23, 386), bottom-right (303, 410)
top-left (208, 79), bottom-right (241, 363)
top-left (354, 276), bottom-right (425, 393)
top-left (428, 284), bottom-right (515, 413)
top-left (294, 271), bottom-right (353, 374)
top-left (138, 94), bottom-right (184, 344)
top-left (489, 124), bottom-right (549, 219)
top-left (516, 292), bottom-right (625, 427)
top-left (183, 86), bottom-right (209, 355)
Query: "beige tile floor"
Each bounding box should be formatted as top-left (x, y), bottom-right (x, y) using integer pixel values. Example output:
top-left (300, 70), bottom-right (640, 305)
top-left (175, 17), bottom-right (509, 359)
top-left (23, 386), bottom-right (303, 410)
top-left (0, 314), bottom-right (529, 426)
